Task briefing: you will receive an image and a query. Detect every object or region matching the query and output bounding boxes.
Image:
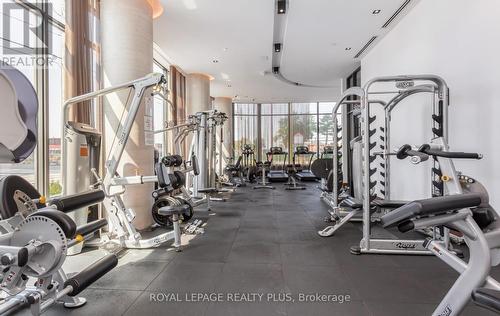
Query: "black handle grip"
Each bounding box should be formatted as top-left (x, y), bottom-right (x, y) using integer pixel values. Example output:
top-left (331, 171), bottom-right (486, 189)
top-left (191, 154), bottom-right (200, 176)
top-left (423, 149), bottom-right (482, 159)
top-left (48, 190), bottom-right (105, 213)
top-left (75, 219), bottom-right (108, 237)
top-left (64, 254), bottom-right (118, 296)
top-left (418, 144), bottom-right (482, 159)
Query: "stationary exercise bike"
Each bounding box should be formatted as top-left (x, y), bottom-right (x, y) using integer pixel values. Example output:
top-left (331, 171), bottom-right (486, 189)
top-left (0, 63), bottom-right (117, 315)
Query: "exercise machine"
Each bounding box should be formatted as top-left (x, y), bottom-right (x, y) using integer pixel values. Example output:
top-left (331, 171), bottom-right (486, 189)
top-left (253, 161), bottom-right (275, 190)
top-left (265, 147), bottom-right (288, 182)
top-left (0, 63), bottom-right (117, 315)
top-left (293, 146), bottom-right (317, 181)
top-left (313, 146), bottom-right (334, 191)
top-left (241, 144), bottom-right (257, 183)
top-left (381, 137), bottom-right (499, 316)
top-left (63, 73), bottom-right (195, 249)
top-left (319, 75), bottom-right (455, 256)
top-left (284, 164), bottom-right (306, 190)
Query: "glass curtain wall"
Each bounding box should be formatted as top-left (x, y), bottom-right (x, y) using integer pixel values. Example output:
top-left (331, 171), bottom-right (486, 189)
top-left (290, 103), bottom-right (317, 165)
top-left (153, 61), bottom-right (169, 158)
top-left (0, 1), bottom-right (65, 191)
top-left (233, 104), bottom-right (258, 158)
top-left (260, 103), bottom-right (288, 165)
top-left (233, 102), bottom-right (337, 164)
top-left (318, 102), bottom-right (336, 155)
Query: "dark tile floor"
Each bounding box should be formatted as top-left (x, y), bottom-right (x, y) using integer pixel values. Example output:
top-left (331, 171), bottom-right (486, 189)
top-left (41, 183), bottom-right (498, 316)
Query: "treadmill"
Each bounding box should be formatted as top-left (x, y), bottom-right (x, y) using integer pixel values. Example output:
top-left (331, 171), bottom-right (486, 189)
top-left (266, 146), bottom-right (289, 182)
top-left (293, 146), bottom-right (317, 181)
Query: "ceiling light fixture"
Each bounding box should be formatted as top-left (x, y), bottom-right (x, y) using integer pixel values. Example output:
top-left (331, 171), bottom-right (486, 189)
top-left (372, 9), bottom-right (381, 14)
top-left (345, 47), bottom-right (351, 51)
top-left (212, 59), bottom-right (219, 63)
top-left (274, 43), bottom-right (282, 52)
top-left (277, 0), bottom-right (286, 14)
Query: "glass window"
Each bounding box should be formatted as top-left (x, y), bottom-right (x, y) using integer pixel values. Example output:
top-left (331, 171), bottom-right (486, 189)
top-left (48, 22), bottom-right (64, 196)
top-left (261, 115), bottom-right (288, 165)
top-left (291, 102), bottom-right (317, 115)
top-left (47, 0), bottom-right (65, 25)
top-left (0, 1), bottom-right (38, 185)
top-left (153, 62), bottom-right (168, 158)
top-left (233, 115), bottom-right (258, 158)
top-left (290, 114), bottom-right (317, 161)
top-left (234, 103), bottom-right (257, 115)
top-left (318, 114), bottom-right (338, 154)
top-left (261, 103), bottom-right (288, 115)
top-left (319, 102), bottom-right (336, 114)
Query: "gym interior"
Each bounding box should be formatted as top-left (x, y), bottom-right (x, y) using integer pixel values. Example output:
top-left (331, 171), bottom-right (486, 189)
top-left (0, 0), bottom-right (499, 315)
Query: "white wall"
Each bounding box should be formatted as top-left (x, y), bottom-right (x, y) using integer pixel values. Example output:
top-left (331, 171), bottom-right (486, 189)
top-left (361, 0), bottom-right (500, 208)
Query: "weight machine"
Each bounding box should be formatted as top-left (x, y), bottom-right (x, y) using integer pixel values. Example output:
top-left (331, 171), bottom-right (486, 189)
top-left (381, 137), bottom-right (500, 316)
top-left (63, 73), bottom-right (197, 249)
top-left (0, 63), bottom-right (117, 315)
top-left (319, 75), bottom-right (456, 256)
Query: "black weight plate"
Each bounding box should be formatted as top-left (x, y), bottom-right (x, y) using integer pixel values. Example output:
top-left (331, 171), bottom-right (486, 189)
top-left (311, 158), bottom-right (333, 179)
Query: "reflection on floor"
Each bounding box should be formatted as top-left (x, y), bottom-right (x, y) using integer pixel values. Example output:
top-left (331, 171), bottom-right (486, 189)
top-left (34, 183), bottom-right (499, 316)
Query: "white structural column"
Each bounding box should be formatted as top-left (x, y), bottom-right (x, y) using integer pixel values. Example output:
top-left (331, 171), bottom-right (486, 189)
top-left (186, 73), bottom-right (211, 189)
top-left (213, 97), bottom-right (233, 167)
top-left (186, 73), bottom-right (211, 114)
top-left (101, 0), bottom-right (154, 230)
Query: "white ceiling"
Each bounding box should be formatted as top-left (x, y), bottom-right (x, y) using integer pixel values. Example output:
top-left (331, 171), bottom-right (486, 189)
top-left (154, 0), bottom-right (415, 103)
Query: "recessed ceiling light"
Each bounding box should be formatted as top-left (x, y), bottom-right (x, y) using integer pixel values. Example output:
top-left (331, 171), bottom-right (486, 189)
top-left (277, 0), bottom-right (286, 14)
top-left (345, 47), bottom-right (351, 51)
top-left (372, 9), bottom-right (381, 14)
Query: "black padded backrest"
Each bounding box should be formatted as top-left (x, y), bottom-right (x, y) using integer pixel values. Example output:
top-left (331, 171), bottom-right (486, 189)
top-left (0, 175), bottom-right (41, 219)
top-left (155, 162), bottom-right (169, 188)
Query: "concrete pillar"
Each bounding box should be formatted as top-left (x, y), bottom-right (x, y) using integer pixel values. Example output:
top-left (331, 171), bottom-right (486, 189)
top-left (101, 0), bottom-right (154, 230)
top-left (213, 97), bottom-right (234, 166)
top-left (186, 73), bottom-right (211, 115)
top-left (185, 73), bottom-right (210, 189)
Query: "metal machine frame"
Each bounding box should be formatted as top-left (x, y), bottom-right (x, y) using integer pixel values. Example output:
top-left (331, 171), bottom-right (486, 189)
top-left (381, 137), bottom-right (500, 316)
top-left (357, 75), bottom-right (451, 254)
top-left (319, 75), bottom-right (454, 255)
top-left (62, 73), bottom-right (181, 249)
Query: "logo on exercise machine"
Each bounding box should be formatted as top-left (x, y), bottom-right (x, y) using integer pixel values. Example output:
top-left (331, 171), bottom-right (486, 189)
top-left (437, 305), bottom-right (452, 316)
top-left (394, 242), bottom-right (417, 249)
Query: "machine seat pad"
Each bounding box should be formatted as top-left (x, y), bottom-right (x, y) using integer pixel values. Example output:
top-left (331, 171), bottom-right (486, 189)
top-left (339, 197), bottom-right (363, 209)
top-left (339, 197), bottom-right (409, 210)
top-left (381, 193), bottom-right (482, 228)
top-left (472, 288), bottom-right (500, 313)
top-left (28, 209), bottom-right (77, 239)
top-left (0, 175), bottom-right (41, 219)
top-left (158, 204), bottom-right (190, 216)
